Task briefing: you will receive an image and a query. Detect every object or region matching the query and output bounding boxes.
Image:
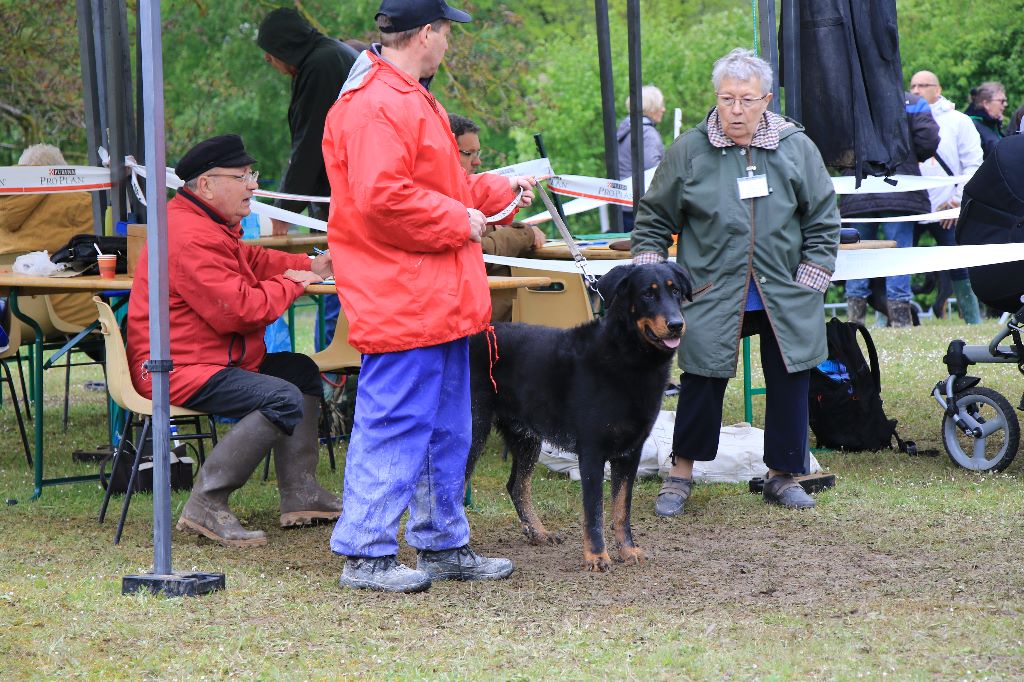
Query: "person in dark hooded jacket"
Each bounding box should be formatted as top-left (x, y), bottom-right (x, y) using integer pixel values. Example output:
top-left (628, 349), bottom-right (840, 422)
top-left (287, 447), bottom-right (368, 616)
top-left (841, 91), bottom-right (939, 327)
top-left (257, 7), bottom-right (358, 236)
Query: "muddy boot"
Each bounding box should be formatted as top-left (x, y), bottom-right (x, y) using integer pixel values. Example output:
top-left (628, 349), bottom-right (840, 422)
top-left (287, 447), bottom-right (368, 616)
top-left (888, 300), bottom-right (912, 328)
top-left (846, 297), bottom-right (867, 326)
top-left (274, 395), bottom-right (342, 528)
top-left (176, 411), bottom-right (280, 547)
top-left (953, 279), bottom-right (982, 325)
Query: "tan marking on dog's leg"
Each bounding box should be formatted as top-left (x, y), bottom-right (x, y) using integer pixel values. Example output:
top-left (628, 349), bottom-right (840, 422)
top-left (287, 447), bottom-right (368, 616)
top-left (582, 533), bottom-right (612, 572)
top-left (612, 477), bottom-right (647, 566)
top-left (511, 469), bottom-right (563, 545)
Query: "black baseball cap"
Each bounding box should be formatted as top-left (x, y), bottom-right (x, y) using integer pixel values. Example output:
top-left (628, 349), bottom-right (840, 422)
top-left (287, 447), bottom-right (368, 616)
top-left (376, 0), bottom-right (471, 33)
top-left (175, 134), bottom-right (257, 183)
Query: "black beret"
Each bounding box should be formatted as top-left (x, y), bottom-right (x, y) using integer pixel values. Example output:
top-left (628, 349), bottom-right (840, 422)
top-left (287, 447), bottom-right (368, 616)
top-left (175, 134), bottom-right (257, 183)
top-left (376, 0), bottom-right (471, 33)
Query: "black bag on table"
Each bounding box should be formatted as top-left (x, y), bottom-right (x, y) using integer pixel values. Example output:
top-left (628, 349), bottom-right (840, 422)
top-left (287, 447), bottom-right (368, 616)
top-left (50, 235), bottom-right (128, 274)
top-left (808, 317), bottom-right (917, 453)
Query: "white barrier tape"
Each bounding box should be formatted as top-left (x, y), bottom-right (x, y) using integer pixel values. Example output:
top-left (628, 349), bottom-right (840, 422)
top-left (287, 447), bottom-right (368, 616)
top-left (831, 243), bottom-right (1024, 281)
top-left (485, 242), bottom-right (1024, 282)
top-left (254, 188), bottom-right (329, 203)
top-left (250, 200), bottom-right (327, 232)
top-left (484, 157), bottom-right (554, 179)
top-left (832, 174), bottom-right (970, 195)
top-left (0, 165), bottom-right (113, 194)
top-left (841, 207), bottom-right (960, 224)
top-left (522, 196), bottom-right (605, 224)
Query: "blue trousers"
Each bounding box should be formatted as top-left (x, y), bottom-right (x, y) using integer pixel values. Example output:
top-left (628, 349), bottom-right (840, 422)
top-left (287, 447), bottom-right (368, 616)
top-left (329, 338), bottom-right (472, 558)
top-left (845, 221), bottom-right (914, 301)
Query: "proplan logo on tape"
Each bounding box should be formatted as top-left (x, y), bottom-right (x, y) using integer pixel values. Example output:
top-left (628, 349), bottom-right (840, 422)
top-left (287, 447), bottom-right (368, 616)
top-left (0, 165), bottom-right (111, 194)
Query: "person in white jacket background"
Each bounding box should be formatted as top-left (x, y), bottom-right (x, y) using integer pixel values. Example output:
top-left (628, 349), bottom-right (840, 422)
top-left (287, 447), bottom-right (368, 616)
top-left (910, 70), bottom-right (984, 323)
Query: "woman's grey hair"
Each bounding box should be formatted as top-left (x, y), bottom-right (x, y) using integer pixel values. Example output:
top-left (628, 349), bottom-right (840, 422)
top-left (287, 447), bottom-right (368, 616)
top-left (18, 143), bottom-right (66, 166)
top-left (711, 48), bottom-right (773, 95)
top-left (972, 81), bottom-right (1006, 104)
top-left (624, 85), bottom-right (665, 119)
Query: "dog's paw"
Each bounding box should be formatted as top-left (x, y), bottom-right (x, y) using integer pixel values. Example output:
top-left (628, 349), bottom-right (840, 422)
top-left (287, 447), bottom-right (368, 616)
top-left (583, 550), bottom-right (613, 572)
top-left (618, 546), bottom-right (648, 566)
top-left (522, 524), bottom-right (564, 546)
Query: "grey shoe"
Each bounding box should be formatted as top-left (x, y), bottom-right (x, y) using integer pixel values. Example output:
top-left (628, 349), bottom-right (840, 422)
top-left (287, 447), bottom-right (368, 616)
top-left (888, 300), bottom-right (913, 328)
top-left (338, 556), bottom-right (431, 593)
top-left (654, 476), bottom-right (693, 517)
top-left (763, 475), bottom-right (816, 509)
top-left (417, 545), bottom-right (514, 582)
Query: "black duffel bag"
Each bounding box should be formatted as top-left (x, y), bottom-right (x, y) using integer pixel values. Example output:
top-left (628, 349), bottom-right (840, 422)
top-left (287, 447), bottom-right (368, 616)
top-left (50, 234), bottom-right (128, 274)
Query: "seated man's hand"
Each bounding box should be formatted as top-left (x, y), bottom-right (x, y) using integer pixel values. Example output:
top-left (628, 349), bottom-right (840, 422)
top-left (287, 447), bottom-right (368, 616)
top-left (311, 251), bottom-right (333, 279)
top-left (529, 226), bottom-right (546, 250)
top-left (509, 175), bottom-right (537, 208)
top-left (271, 218), bottom-right (291, 236)
top-left (283, 269), bottom-right (323, 288)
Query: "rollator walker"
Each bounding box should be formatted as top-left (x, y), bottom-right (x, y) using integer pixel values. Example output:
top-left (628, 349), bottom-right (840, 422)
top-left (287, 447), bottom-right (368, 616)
top-left (932, 135), bottom-right (1024, 472)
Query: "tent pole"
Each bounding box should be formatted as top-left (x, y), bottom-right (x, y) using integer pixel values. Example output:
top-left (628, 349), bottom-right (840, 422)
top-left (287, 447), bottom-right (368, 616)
top-left (781, 0), bottom-right (802, 121)
top-left (594, 0), bottom-right (622, 231)
top-left (757, 0), bottom-right (781, 113)
top-left (121, 0), bottom-right (225, 598)
top-left (625, 0), bottom-right (643, 217)
top-left (76, 0), bottom-right (106, 235)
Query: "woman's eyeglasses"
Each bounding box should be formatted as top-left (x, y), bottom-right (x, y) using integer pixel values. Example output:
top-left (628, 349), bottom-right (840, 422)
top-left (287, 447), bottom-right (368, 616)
top-left (716, 94), bottom-right (769, 109)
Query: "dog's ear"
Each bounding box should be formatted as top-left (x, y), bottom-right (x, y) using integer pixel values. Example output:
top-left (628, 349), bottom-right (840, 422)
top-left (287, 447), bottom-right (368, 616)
top-left (597, 264), bottom-right (634, 306)
top-left (664, 261), bottom-right (693, 301)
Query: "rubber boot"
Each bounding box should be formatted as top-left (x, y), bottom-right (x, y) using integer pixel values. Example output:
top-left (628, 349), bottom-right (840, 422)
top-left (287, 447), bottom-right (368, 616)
top-left (847, 297), bottom-right (867, 326)
top-left (176, 410), bottom-right (280, 548)
top-left (274, 395), bottom-right (342, 528)
top-left (953, 279), bottom-right (982, 325)
top-left (888, 300), bottom-right (913, 328)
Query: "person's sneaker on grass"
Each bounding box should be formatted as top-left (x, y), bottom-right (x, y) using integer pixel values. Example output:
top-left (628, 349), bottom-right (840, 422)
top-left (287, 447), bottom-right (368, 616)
top-left (339, 555), bottom-right (431, 593)
top-left (417, 545), bottom-right (513, 582)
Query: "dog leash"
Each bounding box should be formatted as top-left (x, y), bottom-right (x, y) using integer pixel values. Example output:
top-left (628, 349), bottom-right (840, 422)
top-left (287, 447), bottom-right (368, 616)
top-left (535, 183), bottom-right (604, 302)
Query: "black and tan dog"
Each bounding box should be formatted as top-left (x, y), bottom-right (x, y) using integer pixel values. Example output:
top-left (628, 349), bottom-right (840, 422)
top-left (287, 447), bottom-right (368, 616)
top-left (467, 262), bottom-right (692, 571)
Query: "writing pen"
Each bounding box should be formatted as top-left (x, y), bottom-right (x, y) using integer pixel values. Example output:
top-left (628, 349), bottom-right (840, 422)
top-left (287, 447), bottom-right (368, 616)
top-left (312, 247), bottom-right (326, 256)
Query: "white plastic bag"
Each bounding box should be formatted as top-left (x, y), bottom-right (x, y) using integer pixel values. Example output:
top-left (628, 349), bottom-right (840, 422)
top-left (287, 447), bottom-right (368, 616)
top-left (538, 412), bottom-right (821, 483)
top-left (13, 251), bottom-right (64, 276)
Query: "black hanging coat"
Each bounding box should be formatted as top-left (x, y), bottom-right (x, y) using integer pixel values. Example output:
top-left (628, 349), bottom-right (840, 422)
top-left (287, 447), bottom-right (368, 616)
top-left (793, 0), bottom-right (909, 183)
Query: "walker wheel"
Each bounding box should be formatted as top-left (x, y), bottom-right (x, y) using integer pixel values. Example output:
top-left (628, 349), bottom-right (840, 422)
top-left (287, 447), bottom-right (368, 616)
top-left (941, 387), bottom-right (1020, 472)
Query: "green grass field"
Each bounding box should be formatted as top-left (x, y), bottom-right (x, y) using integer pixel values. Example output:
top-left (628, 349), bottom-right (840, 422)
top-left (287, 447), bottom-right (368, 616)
top-left (2, 309), bottom-right (1023, 680)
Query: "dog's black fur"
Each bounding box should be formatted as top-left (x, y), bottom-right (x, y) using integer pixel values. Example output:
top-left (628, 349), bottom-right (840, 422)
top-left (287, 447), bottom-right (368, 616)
top-left (467, 262), bottom-right (692, 571)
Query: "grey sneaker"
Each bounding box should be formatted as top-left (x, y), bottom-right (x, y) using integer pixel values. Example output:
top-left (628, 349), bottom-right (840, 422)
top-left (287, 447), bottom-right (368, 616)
top-left (417, 545), bottom-right (514, 582)
top-left (338, 556), bottom-right (431, 593)
top-left (654, 476), bottom-right (693, 517)
top-left (763, 475), bottom-right (816, 509)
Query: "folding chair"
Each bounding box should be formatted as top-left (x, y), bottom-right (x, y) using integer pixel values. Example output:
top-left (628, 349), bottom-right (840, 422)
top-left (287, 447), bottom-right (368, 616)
top-left (92, 297), bottom-right (219, 544)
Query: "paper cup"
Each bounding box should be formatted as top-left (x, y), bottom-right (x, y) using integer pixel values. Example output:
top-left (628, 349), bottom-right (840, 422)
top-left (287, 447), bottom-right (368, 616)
top-left (97, 254), bottom-right (118, 279)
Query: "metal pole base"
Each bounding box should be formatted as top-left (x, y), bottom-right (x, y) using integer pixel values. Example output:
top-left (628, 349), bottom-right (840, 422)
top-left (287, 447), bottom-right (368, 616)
top-left (122, 571), bottom-right (225, 597)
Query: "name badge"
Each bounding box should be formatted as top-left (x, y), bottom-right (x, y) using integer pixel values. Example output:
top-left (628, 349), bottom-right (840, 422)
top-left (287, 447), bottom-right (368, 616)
top-left (737, 174), bottom-right (769, 200)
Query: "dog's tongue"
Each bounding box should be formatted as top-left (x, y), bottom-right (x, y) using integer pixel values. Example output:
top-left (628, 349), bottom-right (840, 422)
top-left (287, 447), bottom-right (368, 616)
top-left (662, 337), bottom-right (681, 349)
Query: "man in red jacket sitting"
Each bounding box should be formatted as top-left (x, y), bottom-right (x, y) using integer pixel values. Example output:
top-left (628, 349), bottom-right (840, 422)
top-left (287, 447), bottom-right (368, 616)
top-left (324, 0), bottom-right (535, 592)
top-left (126, 134), bottom-right (341, 548)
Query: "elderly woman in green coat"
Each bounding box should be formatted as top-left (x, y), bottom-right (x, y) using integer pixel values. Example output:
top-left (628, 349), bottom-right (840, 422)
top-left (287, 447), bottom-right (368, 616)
top-left (631, 48), bottom-right (839, 513)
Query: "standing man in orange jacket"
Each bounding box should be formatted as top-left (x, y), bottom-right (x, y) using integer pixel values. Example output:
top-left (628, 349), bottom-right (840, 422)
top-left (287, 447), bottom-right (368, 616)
top-left (323, 0), bottom-right (536, 593)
